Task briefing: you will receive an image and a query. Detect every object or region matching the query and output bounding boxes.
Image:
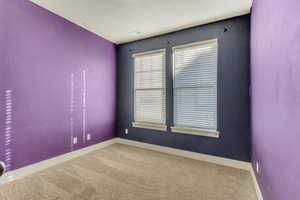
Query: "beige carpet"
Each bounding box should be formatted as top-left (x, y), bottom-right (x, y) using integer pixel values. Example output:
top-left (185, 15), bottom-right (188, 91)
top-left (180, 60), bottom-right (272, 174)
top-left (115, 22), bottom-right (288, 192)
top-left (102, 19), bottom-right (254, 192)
top-left (0, 144), bottom-right (257, 200)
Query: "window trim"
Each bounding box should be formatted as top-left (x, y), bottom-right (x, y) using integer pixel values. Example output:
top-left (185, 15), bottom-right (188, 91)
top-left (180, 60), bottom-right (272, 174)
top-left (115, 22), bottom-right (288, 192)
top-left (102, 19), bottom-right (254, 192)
top-left (132, 49), bottom-right (166, 58)
top-left (171, 126), bottom-right (219, 138)
top-left (132, 49), bottom-right (167, 131)
top-left (172, 38), bottom-right (218, 51)
top-left (132, 122), bottom-right (167, 131)
top-left (172, 39), bottom-right (219, 136)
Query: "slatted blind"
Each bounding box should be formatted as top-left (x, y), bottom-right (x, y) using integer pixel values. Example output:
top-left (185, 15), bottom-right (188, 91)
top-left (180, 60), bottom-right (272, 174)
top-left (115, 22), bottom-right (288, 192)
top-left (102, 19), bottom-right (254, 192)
top-left (173, 39), bottom-right (217, 130)
top-left (134, 50), bottom-right (166, 125)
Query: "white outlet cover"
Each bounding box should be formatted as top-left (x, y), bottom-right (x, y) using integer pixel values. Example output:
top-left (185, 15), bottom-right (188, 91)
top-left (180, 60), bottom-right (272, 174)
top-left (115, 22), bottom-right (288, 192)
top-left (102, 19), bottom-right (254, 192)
top-left (87, 134), bottom-right (91, 141)
top-left (125, 129), bottom-right (128, 134)
top-left (73, 137), bottom-right (78, 144)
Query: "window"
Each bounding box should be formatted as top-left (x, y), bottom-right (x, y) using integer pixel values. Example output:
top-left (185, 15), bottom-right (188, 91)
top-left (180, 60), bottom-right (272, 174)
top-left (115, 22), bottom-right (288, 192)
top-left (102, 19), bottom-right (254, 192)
top-left (172, 39), bottom-right (219, 137)
top-left (132, 49), bottom-right (167, 131)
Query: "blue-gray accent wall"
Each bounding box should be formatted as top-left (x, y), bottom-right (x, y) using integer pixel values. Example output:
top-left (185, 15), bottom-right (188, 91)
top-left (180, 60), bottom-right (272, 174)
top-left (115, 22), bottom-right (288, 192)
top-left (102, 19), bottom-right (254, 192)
top-left (117, 15), bottom-right (250, 162)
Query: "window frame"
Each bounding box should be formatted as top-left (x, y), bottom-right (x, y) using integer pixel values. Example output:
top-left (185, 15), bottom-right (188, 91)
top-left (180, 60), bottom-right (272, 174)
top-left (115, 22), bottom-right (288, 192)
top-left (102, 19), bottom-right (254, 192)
top-left (171, 39), bottom-right (219, 138)
top-left (132, 49), bottom-right (167, 131)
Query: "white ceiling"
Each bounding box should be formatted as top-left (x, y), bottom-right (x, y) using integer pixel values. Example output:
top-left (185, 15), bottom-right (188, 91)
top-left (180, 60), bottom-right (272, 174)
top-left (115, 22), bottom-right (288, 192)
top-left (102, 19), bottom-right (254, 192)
top-left (30, 0), bottom-right (252, 44)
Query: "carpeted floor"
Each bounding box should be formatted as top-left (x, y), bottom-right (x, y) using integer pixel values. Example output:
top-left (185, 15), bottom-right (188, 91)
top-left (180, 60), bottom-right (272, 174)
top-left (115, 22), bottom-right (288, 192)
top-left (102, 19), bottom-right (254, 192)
top-left (0, 144), bottom-right (257, 200)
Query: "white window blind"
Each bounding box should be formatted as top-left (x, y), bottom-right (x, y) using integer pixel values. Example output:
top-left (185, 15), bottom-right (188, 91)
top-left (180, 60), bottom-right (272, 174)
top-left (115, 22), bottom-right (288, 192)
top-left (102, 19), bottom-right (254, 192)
top-left (133, 49), bottom-right (166, 130)
top-left (173, 39), bottom-right (218, 132)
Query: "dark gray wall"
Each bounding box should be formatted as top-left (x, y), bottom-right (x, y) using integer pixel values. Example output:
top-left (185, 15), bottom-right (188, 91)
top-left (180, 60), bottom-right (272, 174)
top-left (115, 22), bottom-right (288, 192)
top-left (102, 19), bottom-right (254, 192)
top-left (117, 15), bottom-right (250, 162)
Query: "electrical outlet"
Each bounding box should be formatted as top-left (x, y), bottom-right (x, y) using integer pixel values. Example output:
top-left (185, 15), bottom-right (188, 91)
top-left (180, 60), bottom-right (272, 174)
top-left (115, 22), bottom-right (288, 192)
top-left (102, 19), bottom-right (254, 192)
top-left (87, 134), bottom-right (91, 141)
top-left (256, 161), bottom-right (260, 173)
top-left (73, 137), bottom-right (78, 144)
top-left (125, 129), bottom-right (128, 134)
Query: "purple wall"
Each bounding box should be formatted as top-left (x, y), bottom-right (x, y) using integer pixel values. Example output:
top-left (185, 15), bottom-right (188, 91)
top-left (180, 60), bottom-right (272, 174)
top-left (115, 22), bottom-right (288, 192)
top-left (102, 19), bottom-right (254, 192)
top-left (251, 0), bottom-right (300, 199)
top-left (0, 0), bottom-right (116, 171)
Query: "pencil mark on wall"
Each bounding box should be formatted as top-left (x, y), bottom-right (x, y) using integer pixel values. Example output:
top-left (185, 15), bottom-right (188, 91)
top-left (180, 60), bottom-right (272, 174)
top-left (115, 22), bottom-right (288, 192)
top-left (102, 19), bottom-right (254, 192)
top-left (82, 70), bottom-right (87, 144)
top-left (70, 73), bottom-right (75, 151)
top-left (4, 90), bottom-right (14, 179)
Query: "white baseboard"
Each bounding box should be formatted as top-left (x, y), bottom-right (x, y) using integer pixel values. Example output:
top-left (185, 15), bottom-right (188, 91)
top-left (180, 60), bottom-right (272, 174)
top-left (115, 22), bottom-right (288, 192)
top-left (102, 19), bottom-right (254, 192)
top-left (250, 167), bottom-right (264, 200)
top-left (0, 137), bottom-right (262, 200)
top-left (115, 138), bottom-right (251, 171)
top-left (0, 138), bottom-right (117, 185)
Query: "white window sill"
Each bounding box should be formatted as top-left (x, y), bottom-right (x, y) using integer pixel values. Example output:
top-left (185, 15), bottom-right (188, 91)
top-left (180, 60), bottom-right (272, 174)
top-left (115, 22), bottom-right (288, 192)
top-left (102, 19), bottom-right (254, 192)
top-left (132, 122), bottom-right (167, 132)
top-left (171, 127), bottom-right (219, 138)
